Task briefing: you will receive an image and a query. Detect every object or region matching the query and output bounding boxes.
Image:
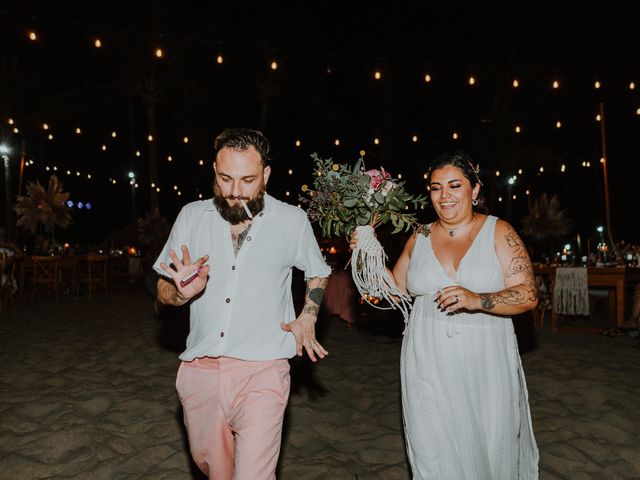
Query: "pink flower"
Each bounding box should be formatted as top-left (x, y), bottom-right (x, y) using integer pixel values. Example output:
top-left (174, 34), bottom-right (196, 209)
top-left (365, 168), bottom-right (392, 190)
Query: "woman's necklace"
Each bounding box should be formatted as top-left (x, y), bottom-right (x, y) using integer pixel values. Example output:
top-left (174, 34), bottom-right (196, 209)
top-left (440, 214), bottom-right (476, 238)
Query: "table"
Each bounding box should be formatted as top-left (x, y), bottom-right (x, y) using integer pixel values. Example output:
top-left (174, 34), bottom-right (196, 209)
top-left (533, 265), bottom-right (640, 330)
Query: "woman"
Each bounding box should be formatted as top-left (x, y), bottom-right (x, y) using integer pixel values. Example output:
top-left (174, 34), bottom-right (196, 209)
top-left (354, 151), bottom-right (539, 479)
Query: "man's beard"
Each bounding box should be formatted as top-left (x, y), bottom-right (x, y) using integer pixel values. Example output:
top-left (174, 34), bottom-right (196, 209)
top-left (212, 183), bottom-right (266, 225)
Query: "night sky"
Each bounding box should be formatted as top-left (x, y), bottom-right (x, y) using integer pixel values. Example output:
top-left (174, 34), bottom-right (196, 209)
top-left (1, 2), bottom-right (639, 252)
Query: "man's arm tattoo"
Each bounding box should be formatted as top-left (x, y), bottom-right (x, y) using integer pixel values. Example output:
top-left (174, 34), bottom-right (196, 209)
top-left (302, 277), bottom-right (328, 316)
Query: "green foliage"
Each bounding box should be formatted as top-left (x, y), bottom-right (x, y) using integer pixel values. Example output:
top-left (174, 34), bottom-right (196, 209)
top-left (300, 154), bottom-right (428, 239)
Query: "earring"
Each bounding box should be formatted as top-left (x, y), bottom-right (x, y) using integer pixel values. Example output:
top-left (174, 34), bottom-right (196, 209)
top-left (472, 198), bottom-right (479, 206)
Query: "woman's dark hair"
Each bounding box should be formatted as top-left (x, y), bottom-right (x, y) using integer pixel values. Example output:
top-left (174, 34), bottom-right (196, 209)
top-left (214, 128), bottom-right (271, 166)
top-left (427, 150), bottom-right (487, 213)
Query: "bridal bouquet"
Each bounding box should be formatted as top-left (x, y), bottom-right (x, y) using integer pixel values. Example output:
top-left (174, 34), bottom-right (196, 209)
top-left (301, 153), bottom-right (427, 319)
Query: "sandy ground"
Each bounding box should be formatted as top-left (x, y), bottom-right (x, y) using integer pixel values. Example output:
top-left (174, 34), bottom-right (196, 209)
top-left (0, 289), bottom-right (639, 479)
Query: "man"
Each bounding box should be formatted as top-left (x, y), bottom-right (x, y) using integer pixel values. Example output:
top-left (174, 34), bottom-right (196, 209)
top-left (154, 128), bottom-right (331, 479)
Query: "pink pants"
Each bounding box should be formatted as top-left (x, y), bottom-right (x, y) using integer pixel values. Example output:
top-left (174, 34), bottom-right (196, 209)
top-left (176, 357), bottom-right (291, 479)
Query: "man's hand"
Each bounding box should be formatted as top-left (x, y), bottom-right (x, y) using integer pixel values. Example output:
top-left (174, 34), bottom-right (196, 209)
top-left (159, 245), bottom-right (210, 304)
top-left (281, 314), bottom-right (328, 362)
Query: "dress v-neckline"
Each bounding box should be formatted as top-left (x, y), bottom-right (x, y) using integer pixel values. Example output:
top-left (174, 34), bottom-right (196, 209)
top-left (429, 216), bottom-right (489, 282)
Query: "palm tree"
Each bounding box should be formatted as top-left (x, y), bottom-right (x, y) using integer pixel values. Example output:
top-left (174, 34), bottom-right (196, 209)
top-left (521, 193), bottom-right (572, 261)
top-left (14, 175), bottom-right (72, 253)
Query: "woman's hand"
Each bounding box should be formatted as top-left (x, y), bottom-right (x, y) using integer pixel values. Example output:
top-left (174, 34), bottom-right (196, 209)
top-left (348, 230), bottom-right (359, 251)
top-left (435, 285), bottom-right (482, 313)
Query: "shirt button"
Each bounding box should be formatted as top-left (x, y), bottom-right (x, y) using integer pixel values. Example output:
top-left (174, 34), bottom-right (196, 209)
top-left (246, 236), bottom-right (252, 241)
top-left (231, 265), bottom-right (236, 270)
top-left (225, 298), bottom-right (231, 303)
top-left (220, 332), bottom-right (224, 337)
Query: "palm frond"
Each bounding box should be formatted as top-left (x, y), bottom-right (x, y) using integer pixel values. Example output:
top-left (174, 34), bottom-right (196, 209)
top-left (14, 175), bottom-right (72, 234)
top-left (521, 193), bottom-right (572, 242)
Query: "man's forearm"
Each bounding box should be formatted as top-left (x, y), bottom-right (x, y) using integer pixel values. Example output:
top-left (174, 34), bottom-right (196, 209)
top-left (301, 277), bottom-right (328, 319)
top-left (157, 277), bottom-right (189, 306)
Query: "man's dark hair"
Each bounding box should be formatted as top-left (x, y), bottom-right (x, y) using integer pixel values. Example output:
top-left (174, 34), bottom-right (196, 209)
top-left (214, 128), bottom-right (271, 165)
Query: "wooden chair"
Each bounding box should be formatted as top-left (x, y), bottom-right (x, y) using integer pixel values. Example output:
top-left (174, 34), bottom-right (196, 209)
top-left (532, 274), bottom-right (552, 329)
top-left (30, 256), bottom-right (60, 300)
top-left (77, 255), bottom-right (108, 300)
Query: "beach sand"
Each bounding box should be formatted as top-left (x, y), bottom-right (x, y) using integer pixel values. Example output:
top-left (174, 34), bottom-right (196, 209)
top-left (0, 289), bottom-right (639, 479)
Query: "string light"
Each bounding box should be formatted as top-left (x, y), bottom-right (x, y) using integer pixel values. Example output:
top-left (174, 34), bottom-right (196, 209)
top-left (28, 31), bottom-right (37, 41)
top-left (424, 73), bottom-right (432, 83)
top-left (412, 135), bottom-right (418, 142)
top-left (374, 70), bottom-right (381, 80)
top-left (496, 170), bottom-right (500, 176)
top-left (216, 55), bottom-right (224, 64)
top-left (198, 159), bottom-right (204, 165)
top-left (135, 150), bottom-right (141, 157)
top-left (295, 139), bottom-right (301, 147)
top-left (630, 82), bottom-right (636, 90)
top-left (147, 134), bottom-right (153, 142)
top-left (594, 80), bottom-right (601, 89)
top-left (270, 60), bottom-right (278, 70)
top-left (12, 127), bottom-right (19, 134)
top-left (155, 48), bottom-right (163, 58)
top-left (556, 121), bottom-right (562, 128)
top-left (111, 131), bottom-right (117, 138)
top-left (167, 155), bottom-right (173, 162)
top-left (48, 134), bottom-right (54, 140)
top-left (596, 114), bottom-right (601, 122)
top-left (94, 38), bottom-right (102, 48)
top-left (374, 138), bottom-right (380, 145)
top-left (561, 164), bottom-right (566, 172)
top-left (334, 138), bottom-right (340, 146)
top-left (7, 118), bottom-right (14, 125)
top-left (183, 136), bottom-right (189, 143)
top-left (552, 80), bottom-right (560, 89)
top-left (468, 76), bottom-right (476, 86)
top-left (42, 123), bottom-right (49, 130)
top-left (512, 79), bottom-right (519, 88)
top-left (288, 169), bottom-right (293, 175)
top-left (452, 132), bottom-right (459, 140)
top-left (515, 126), bottom-right (521, 133)
top-left (75, 127), bottom-right (82, 134)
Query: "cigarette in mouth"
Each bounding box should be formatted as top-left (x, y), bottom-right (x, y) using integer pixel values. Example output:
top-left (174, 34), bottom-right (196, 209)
top-left (180, 267), bottom-right (202, 287)
top-left (240, 199), bottom-right (253, 219)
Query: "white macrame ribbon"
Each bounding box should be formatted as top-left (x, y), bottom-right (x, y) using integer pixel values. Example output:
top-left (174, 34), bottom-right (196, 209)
top-left (351, 225), bottom-right (412, 326)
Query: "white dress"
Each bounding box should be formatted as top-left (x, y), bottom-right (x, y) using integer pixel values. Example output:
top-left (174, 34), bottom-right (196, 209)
top-left (402, 215), bottom-right (539, 479)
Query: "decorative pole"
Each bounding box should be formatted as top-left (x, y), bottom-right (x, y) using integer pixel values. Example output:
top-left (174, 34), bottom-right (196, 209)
top-left (18, 139), bottom-right (26, 197)
top-left (598, 102), bottom-right (616, 255)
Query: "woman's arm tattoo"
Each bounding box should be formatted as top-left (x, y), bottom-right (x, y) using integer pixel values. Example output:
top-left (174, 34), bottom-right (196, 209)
top-left (480, 226), bottom-right (538, 311)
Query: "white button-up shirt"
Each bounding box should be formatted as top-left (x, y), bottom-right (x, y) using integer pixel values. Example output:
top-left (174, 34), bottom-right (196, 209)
top-left (153, 194), bottom-right (331, 361)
